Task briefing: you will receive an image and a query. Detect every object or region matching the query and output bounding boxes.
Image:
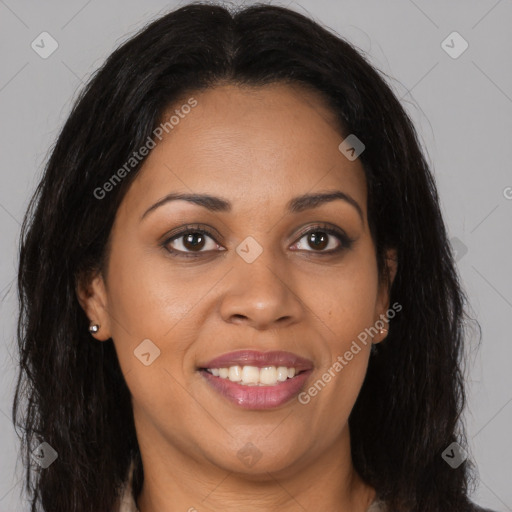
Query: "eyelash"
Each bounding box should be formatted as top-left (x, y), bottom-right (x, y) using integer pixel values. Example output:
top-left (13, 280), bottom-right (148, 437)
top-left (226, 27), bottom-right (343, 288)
top-left (161, 223), bottom-right (355, 259)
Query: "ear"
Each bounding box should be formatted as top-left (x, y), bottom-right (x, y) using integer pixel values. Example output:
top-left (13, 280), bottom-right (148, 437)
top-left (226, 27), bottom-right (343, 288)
top-left (76, 270), bottom-right (112, 341)
top-left (373, 248), bottom-right (398, 343)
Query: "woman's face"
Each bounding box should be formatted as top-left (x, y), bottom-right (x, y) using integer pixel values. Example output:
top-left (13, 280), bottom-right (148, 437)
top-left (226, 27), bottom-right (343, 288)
top-left (82, 83), bottom-right (396, 478)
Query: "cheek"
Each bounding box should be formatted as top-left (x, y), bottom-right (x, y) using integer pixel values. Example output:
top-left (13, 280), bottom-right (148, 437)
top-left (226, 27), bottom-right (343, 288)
top-left (105, 239), bottom-right (204, 339)
top-left (308, 248), bottom-right (380, 349)
top-left (298, 244), bottom-right (378, 419)
top-left (104, 237), bottom-right (237, 393)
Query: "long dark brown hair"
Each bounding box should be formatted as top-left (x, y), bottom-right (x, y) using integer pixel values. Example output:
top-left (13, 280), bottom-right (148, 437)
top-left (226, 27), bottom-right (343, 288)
top-left (13, 2), bottom-right (480, 511)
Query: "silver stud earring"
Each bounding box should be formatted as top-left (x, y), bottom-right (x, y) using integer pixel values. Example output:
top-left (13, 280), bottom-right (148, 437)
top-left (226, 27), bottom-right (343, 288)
top-left (379, 327), bottom-right (388, 335)
top-left (89, 323), bottom-right (100, 334)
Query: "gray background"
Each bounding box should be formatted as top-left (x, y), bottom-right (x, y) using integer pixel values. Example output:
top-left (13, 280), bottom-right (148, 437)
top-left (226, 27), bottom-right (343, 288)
top-left (1, 0), bottom-right (511, 510)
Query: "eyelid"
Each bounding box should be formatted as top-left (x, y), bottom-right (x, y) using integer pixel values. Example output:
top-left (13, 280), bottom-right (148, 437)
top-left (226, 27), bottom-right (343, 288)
top-left (291, 223), bottom-right (355, 252)
top-left (162, 222), bottom-right (354, 257)
top-left (293, 222), bottom-right (351, 242)
top-left (161, 223), bottom-right (223, 244)
top-left (161, 224), bottom-right (224, 258)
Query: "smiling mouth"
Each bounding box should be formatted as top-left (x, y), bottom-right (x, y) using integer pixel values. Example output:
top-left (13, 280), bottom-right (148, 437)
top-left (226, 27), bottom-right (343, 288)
top-left (197, 350), bottom-right (313, 409)
top-left (199, 365), bottom-right (305, 386)
top-left (199, 366), bottom-right (312, 409)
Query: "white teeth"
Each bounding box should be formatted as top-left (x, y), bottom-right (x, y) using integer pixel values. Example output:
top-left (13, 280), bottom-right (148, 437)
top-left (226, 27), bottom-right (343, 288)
top-left (206, 365), bottom-right (300, 385)
top-left (259, 366), bottom-right (277, 385)
top-left (228, 365), bottom-right (242, 382)
top-left (241, 365), bottom-right (260, 385)
top-left (277, 366), bottom-right (288, 382)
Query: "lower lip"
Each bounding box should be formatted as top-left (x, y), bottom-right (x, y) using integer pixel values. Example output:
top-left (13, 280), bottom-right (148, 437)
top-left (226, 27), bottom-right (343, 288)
top-left (200, 370), bottom-right (311, 410)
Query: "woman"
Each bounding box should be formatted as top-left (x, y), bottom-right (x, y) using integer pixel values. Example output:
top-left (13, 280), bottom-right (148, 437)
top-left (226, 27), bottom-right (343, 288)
top-left (13, 3), bottom-right (494, 511)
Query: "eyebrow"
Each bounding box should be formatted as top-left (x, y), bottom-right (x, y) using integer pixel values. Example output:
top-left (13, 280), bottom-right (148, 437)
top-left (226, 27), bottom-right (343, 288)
top-left (140, 190), bottom-right (364, 223)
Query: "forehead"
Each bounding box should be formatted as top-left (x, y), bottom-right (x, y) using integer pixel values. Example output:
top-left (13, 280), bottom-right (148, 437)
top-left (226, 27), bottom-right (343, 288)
top-left (119, 83), bottom-right (367, 222)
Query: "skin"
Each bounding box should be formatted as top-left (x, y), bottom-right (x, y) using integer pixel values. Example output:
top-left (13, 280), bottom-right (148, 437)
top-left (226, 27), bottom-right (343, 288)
top-left (78, 83), bottom-right (397, 512)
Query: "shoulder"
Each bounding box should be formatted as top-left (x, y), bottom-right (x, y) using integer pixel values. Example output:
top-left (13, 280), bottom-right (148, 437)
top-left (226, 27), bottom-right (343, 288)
top-left (113, 483), bottom-right (138, 512)
top-left (469, 504), bottom-right (498, 512)
top-left (114, 483), bottom-right (138, 512)
top-left (113, 460), bottom-right (139, 512)
top-left (367, 499), bottom-right (387, 511)
top-left (367, 499), bottom-right (497, 512)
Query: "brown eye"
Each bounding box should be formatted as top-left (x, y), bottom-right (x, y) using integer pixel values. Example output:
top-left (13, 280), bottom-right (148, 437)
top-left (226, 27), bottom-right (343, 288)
top-left (307, 232), bottom-right (329, 251)
top-left (291, 224), bottom-right (354, 254)
top-left (163, 226), bottom-right (223, 257)
top-left (182, 232), bottom-right (206, 251)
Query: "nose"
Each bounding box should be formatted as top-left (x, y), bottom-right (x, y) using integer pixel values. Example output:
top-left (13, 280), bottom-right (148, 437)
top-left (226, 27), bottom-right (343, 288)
top-left (219, 246), bottom-right (304, 331)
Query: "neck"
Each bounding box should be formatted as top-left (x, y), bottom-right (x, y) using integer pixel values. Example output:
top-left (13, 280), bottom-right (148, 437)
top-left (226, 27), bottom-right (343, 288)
top-left (135, 421), bottom-right (375, 512)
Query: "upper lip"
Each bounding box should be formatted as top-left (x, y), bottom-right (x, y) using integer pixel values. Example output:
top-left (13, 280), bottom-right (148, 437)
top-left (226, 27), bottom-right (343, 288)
top-left (199, 350), bottom-right (314, 371)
